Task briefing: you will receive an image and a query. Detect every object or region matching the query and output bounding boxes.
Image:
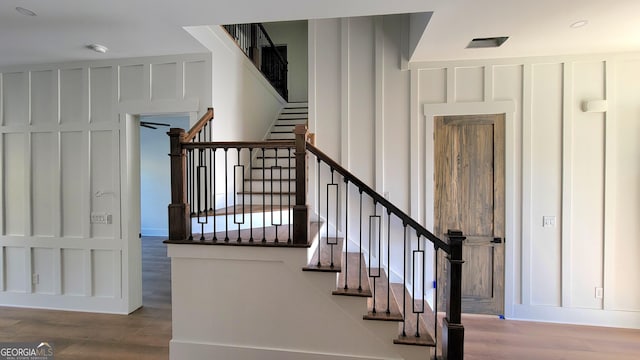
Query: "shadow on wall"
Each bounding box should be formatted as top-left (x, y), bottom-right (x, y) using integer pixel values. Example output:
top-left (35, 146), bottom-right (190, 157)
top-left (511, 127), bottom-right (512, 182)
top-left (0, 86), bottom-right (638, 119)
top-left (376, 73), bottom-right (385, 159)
top-left (140, 114), bottom-right (190, 236)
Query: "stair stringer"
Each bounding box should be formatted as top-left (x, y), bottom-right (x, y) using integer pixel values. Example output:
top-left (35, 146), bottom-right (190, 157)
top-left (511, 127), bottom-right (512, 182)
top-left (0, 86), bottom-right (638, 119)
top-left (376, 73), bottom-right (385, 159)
top-left (168, 243), bottom-right (419, 360)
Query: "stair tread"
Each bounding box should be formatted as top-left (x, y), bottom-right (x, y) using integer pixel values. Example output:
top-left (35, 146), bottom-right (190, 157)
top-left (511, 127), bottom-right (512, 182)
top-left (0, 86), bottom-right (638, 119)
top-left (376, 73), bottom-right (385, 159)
top-left (237, 191), bottom-right (295, 195)
top-left (390, 283), bottom-right (436, 347)
top-left (256, 157), bottom-right (295, 160)
top-left (363, 271), bottom-right (403, 322)
top-left (167, 224), bottom-right (300, 246)
top-left (251, 167), bottom-right (296, 170)
top-left (303, 237), bottom-right (344, 272)
top-left (332, 252), bottom-right (372, 297)
top-left (244, 178), bottom-right (295, 182)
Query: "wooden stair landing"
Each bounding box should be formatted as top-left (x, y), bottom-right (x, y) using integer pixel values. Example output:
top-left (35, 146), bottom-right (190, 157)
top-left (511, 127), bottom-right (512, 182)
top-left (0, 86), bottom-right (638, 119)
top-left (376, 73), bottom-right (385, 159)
top-left (165, 222), bottom-right (319, 248)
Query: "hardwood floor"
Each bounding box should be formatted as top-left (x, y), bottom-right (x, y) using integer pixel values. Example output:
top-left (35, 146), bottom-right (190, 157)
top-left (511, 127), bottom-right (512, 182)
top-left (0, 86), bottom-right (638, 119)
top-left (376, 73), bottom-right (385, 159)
top-left (1, 237), bottom-right (639, 359)
top-left (0, 237), bottom-right (171, 359)
top-left (462, 314), bottom-right (640, 360)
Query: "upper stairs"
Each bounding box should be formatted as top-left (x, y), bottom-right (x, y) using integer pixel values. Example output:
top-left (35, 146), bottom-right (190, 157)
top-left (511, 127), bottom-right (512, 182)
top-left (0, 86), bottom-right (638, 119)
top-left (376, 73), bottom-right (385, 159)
top-left (238, 102), bottom-right (308, 207)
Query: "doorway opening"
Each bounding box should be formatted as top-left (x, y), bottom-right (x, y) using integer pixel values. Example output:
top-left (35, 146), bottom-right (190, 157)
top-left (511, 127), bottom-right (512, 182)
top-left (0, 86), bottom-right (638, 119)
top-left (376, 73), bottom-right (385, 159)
top-left (139, 114), bottom-right (190, 237)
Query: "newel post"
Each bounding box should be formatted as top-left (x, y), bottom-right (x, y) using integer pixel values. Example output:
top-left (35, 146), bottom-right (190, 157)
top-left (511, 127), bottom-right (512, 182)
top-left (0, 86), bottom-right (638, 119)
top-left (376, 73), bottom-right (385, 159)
top-left (168, 128), bottom-right (191, 240)
top-left (293, 124), bottom-right (309, 245)
top-left (443, 229), bottom-right (466, 360)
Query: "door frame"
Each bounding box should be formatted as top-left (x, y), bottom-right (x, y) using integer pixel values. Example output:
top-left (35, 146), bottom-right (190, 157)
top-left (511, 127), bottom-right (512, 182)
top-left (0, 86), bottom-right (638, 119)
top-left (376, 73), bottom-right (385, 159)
top-left (418, 101), bottom-right (517, 318)
top-left (119, 103), bottom-right (200, 313)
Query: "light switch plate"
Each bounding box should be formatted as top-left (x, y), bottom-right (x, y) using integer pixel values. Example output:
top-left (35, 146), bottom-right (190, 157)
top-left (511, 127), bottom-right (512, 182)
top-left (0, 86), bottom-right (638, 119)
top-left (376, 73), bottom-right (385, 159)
top-left (543, 216), bottom-right (556, 227)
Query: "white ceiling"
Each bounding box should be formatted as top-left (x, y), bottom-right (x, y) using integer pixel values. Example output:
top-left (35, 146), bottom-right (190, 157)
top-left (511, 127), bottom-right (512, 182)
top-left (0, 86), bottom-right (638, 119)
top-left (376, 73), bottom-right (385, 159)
top-left (1, 0), bottom-right (639, 68)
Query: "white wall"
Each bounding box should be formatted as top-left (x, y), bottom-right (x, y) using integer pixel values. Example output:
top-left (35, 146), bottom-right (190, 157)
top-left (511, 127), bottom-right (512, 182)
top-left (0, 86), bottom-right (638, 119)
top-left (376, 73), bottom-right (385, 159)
top-left (186, 25), bottom-right (287, 209)
top-left (309, 14), bottom-right (640, 328)
top-left (0, 53), bottom-right (211, 313)
top-left (140, 115), bottom-right (190, 237)
top-left (263, 21), bottom-right (309, 102)
top-left (309, 15), bottom-right (413, 290)
top-left (187, 25), bottom-right (286, 142)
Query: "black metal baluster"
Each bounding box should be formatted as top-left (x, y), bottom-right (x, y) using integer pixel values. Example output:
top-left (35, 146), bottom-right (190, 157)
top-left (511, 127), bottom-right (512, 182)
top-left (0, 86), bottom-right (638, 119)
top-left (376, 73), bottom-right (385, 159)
top-left (209, 147), bottom-right (213, 228)
top-left (386, 209), bottom-right (391, 315)
top-left (249, 148), bottom-right (254, 243)
top-left (196, 149), bottom-right (206, 241)
top-left (316, 157), bottom-right (321, 266)
top-left (212, 148), bottom-right (217, 242)
top-left (369, 201), bottom-right (381, 314)
top-left (224, 148), bottom-right (229, 242)
top-left (434, 244), bottom-right (440, 359)
top-left (344, 179), bottom-right (349, 290)
top-left (358, 190), bottom-right (363, 291)
top-left (402, 223), bottom-right (408, 337)
top-left (413, 232), bottom-right (425, 338)
top-left (272, 148), bottom-right (281, 243)
top-left (262, 147), bottom-right (266, 243)
top-left (287, 147), bottom-right (292, 243)
top-left (327, 169), bottom-right (338, 268)
top-left (234, 148), bottom-right (244, 242)
top-left (188, 149), bottom-right (194, 241)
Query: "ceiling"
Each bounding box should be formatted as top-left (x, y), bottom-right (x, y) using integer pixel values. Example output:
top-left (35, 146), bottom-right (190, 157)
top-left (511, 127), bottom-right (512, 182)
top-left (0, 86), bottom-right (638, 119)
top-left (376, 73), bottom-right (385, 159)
top-left (1, 0), bottom-right (639, 68)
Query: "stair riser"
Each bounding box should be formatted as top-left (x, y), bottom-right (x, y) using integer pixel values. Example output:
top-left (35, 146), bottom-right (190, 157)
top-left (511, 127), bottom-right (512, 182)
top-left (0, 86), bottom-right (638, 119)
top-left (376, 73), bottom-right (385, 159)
top-left (277, 114), bottom-right (309, 124)
top-left (275, 119), bottom-right (308, 126)
top-left (238, 194), bottom-right (295, 206)
top-left (250, 169), bottom-right (295, 180)
top-left (253, 158), bottom-right (295, 168)
top-left (243, 181), bottom-right (295, 192)
top-left (281, 108), bottom-right (308, 114)
top-left (283, 102), bottom-right (308, 108)
top-left (269, 133), bottom-right (296, 140)
top-left (272, 125), bottom-right (296, 133)
top-left (258, 149), bottom-right (296, 158)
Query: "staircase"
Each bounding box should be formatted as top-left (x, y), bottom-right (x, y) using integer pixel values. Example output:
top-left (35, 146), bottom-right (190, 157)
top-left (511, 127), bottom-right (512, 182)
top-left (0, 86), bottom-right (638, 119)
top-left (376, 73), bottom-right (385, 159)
top-left (166, 106), bottom-right (465, 360)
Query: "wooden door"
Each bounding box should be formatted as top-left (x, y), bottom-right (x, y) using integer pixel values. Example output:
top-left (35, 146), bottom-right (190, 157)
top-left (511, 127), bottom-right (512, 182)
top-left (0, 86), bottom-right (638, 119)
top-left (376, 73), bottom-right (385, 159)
top-left (435, 114), bottom-right (505, 315)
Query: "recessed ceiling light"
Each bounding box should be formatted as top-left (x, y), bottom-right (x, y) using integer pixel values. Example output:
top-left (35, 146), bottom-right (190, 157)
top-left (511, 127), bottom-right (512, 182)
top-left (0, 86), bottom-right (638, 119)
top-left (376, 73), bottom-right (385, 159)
top-left (570, 20), bottom-right (588, 28)
top-left (16, 7), bottom-right (37, 16)
top-left (87, 44), bottom-right (109, 54)
top-left (466, 36), bottom-right (509, 49)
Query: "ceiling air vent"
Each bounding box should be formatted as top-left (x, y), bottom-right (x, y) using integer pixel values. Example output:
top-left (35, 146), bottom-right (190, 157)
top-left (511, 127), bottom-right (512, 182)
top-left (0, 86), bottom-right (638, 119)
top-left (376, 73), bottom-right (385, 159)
top-left (466, 36), bottom-right (509, 49)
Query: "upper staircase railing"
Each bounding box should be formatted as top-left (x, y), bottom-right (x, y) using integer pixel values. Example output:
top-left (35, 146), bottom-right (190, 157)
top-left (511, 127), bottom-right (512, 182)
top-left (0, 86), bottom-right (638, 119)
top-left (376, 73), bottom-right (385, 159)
top-left (222, 23), bottom-right (288, 101)
top-left (167, 116), bottom-right (464, 359)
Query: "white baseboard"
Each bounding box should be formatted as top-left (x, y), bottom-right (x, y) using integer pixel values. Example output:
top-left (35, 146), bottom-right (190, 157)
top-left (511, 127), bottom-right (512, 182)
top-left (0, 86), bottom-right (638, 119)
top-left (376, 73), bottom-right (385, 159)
top-left (170, 340), bottom-right (399, 360)
top-left (0, 292), bottom-right (132, 314)
top-left (510, 304), bottom-right (640, 329)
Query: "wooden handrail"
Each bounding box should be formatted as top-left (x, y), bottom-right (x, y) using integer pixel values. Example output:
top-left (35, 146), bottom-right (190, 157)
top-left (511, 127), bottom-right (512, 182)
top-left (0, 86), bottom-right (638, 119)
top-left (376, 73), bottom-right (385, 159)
top-left (182, 140), bottom-right (295, 150)
top-left (305, 142), bottom-right (450, 253)
top-left (257, 23), bottom-right (288, 66)
top-left (182, 107), bottom-right (214, 143)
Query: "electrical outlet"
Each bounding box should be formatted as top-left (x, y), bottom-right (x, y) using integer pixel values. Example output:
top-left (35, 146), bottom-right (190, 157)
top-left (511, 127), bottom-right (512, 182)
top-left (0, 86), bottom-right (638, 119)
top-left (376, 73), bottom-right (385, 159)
top-left (32, 273), bottom-right (39, 285)
top-left (90, 213), bottom-right (112, 224)
top-left (383, 192), bottom-right (389, 200)
top-left (595, 287), bottom-right (603, 299)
